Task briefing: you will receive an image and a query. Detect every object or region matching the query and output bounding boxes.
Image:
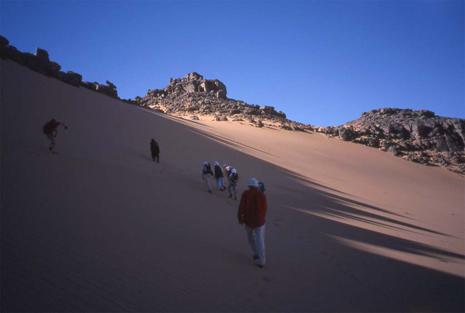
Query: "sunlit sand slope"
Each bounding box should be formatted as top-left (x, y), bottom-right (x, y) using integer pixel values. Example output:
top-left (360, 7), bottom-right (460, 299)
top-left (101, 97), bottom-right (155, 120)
top-left (1, 59), bottom-right (464, 312)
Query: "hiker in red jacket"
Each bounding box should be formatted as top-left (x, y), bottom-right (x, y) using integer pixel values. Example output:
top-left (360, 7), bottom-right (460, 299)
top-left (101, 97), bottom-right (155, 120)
top-left (43, 118), bottom-right (67, 154)
top-left (238, 178), bottom-right (268, 268)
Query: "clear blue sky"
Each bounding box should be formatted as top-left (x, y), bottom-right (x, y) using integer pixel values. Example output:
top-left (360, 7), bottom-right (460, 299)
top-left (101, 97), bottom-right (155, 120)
top-left (1, 0), bottom-right (463, 126)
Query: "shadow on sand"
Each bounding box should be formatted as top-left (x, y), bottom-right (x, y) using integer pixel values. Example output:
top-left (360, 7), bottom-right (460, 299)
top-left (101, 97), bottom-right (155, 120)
top-left (2, 108), bottom-right (464, 312)
top-left (178, 115), bottom-right (465, 312)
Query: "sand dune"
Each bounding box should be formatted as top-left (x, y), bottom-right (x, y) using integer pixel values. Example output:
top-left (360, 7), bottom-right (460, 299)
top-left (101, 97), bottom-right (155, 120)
top-left (1, 59), bottom-right (464, 312)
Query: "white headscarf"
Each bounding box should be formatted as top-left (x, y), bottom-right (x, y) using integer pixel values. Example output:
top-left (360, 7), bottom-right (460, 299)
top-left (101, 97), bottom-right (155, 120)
top-left (247, 178), bottom-right (259, 187)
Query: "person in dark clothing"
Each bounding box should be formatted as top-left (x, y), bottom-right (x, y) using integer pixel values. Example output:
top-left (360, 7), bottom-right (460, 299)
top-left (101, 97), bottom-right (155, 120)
top-left (150, 139), bottom-right (160, 162)
top-left (43, 118), bottom-right (67, 154)
top-left (214, 161), bottom-right (226, 191)
top-left (202, 162), bottom-right (214, 193)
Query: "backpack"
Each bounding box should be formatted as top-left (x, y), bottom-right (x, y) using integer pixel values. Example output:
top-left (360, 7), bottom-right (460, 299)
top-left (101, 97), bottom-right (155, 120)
top-left (214, 165), bottom-right (223, 177)
top-left (42, 122), bottom-right (53, 135)
top-left (258, 181), bottom-right (266, 192)
top-left (203, 163), bottom-right (212, 174)
top-left (230, 172), bottom-right (238, 183)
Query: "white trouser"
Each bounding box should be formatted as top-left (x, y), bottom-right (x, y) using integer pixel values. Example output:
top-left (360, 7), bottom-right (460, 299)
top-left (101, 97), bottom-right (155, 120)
top-left (245, 224), bottom-right (266, 266)
top-left (203, 174), bottom-right (212, 191)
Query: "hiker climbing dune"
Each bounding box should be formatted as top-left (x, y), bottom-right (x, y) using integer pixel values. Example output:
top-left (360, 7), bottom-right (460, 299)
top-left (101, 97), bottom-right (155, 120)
top-left (42, 118), bottom-right (67, 154)
top-left (214, 161), bottom-right (226, 191)
top-left (202, 161), bottom-right (214, 193)
top-left (150, 138), bottom-right (160, 162)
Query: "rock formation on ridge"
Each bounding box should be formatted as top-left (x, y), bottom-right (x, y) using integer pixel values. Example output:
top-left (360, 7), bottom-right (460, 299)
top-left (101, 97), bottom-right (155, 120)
top-left (2, 34), bottom-right (463, 175)
top-left (0, 35), bottom-right (118, 99)
top-left (314, 108), bottom-right (465, 174)
top-left (132, 72), bottom-right (314, 132)
top-left (132, 73), bottom-right (465, 175)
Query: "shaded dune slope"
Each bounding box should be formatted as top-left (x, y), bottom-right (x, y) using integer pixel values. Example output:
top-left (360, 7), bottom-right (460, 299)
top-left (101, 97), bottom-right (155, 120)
top-left (1, 60), bottom-right (464, 312)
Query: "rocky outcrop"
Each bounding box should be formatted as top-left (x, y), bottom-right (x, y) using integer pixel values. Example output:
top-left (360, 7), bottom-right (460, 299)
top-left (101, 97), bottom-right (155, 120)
top-left (133, 72), bottom-right (313, 132)
top-left (315, 108), bottom-right (465, 175)
top-left (0, 35), bottom-right (118, 99)
top-left (56, 71), bottom-right (82, 87)
top-left (163, 72), bottom-right (227, 99)
top-left (339, 127), bottom-right (354, 141)
top-left (0, 40), bottom-right (62, 77)
top-left (3, 36), bottom-right (463, 175)
top-left (81, 80), bottom-right (118, 98)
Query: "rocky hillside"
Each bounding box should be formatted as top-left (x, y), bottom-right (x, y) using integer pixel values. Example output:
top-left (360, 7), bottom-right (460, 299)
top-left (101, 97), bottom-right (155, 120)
top-left (2, 35), bottom-right (463, 175)
top-left (133, 73), bottom-right (464, 174)
top-left (132, 74), bottom-right (465, 175)
top-left (316, 108), bottom-right (465, 174)
top-left (132, 72), bottom-right (313, 131)
top-left (0, 36), bottom-right (119, 98)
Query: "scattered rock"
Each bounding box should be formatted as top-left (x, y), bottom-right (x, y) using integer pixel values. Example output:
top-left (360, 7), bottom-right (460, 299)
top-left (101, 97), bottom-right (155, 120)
top-left (338, 108), bottom-right (465, 174)
top-left (214, 115), bottom-right (228, 121)
top-left (134, 72), bottom-right (301, 133)
top-left (387, 146), bottom-right (399, 156)
top-left (339, 127), bottom-right (354, 141)
top-left (57, 71), bottom-right (82, 87)
top-left (1, 35), bottom-right (118, 99)
top-left (3, 35), bottom-right (463, 175)
top-left (244, 108), bottom-right (259, 115)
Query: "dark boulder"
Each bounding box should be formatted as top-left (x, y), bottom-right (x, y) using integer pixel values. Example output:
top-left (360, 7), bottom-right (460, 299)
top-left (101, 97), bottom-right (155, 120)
top-left (379, 108), bottom-right (400, 115)
top-left (445, 133), bottom-right (464, 152)
top-left (34, 47), bottom-right (49, 61)
top-left (49, 62), bottom-right (62, 76)
top-left (81, 81), bottom-right (97, 91)
top-left (339, 127), bottom-right (354, 141)
top-left (418, 110), bottom-right (435, 118)
top-left (367, 138), bottom-right (380, 148)
top-left (411, 123), bottom-right (431, 140)
top-left (244, 108), bottom-right (259, 115)
top-left (279, 124), bottom-right (292, 131)
top-left (432, 136), bottom-right (450, 152)
top-left (32, 47), bottom-right (60, 76)
top-left (290, 122), bottom-right (305, 132)
top-left (57, 71), bottom-right (82, 87)
top-left (95, 83), bottom-right (118, 98)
